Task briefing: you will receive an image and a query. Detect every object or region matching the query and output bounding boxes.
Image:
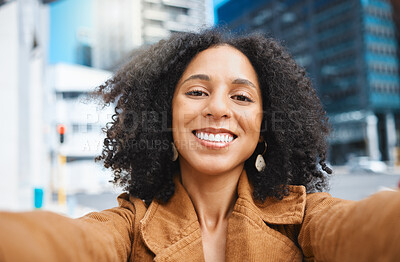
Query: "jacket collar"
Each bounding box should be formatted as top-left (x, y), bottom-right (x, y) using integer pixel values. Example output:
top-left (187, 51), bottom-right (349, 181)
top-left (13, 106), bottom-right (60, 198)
top-left (140, 169), bottom-right (306, 259)
top-left (140, 174), bottom-right (201, 259)
top-left (236, 170), bottom-right (306, 225)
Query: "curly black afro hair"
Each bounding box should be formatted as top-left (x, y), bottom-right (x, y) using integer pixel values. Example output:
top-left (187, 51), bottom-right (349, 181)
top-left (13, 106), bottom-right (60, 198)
top-left (95, 28), bottom-right (332, 203)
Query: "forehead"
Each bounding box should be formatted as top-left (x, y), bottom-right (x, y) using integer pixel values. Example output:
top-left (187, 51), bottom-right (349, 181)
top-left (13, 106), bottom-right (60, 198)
top-left (180, 45), bottom-right (259, 82)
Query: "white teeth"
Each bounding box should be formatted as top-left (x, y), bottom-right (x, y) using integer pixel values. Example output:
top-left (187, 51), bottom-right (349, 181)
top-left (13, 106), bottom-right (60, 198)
top-left (195, 131), bottom-right (234, 143)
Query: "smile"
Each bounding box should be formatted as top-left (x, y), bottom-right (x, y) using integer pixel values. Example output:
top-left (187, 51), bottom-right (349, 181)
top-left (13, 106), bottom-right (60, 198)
top-left (192, 128), bottom-right (237, 149)
top-left (194, 131), bottom-right (234, 143)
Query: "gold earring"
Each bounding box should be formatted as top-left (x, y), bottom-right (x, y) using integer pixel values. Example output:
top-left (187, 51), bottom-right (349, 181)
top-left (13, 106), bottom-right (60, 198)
top-left (255, 141), bottom-right (267, 172)
top-left (171, 142), bottom-right (178, 161)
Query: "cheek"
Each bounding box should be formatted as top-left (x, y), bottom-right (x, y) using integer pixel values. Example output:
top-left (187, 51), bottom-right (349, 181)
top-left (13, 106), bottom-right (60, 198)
top-left (255, 110), bottom-right (263, 132)
top-left (252, 103), bottom-right (263, 129)
top-left (172, 112), bottom-right (186, 144)
top-left (172, 97), bottom-right (186, 126)
top-left (239, 109), bottom-right (263, 134)
top-left (171, 98), bottom-right (181, 141)
top-left (172, 99), bottom-right (196, 140)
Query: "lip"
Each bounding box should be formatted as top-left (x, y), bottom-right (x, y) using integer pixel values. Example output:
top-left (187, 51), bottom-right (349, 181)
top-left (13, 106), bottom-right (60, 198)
top-left (192, 127), bottom-right (237, 149)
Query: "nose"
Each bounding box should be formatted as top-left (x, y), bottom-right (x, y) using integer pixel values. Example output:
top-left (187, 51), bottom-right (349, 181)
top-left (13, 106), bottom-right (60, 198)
top-left (203, 88), bottom-right (231, 120)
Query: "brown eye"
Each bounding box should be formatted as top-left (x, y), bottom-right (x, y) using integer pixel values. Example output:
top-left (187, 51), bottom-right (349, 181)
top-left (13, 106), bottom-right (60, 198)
top-left (232, 94), bottom-right (253, 102)
top-left (186, 90), bottom-right (208, 96)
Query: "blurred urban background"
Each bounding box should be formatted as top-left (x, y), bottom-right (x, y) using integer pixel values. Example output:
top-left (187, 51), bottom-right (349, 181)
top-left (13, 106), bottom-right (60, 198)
top-left (0, 0), bottom-right (399, 217)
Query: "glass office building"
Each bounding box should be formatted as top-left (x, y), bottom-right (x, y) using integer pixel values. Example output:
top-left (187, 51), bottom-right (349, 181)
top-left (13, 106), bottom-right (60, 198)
top-left (218, 0), bottom-right (400, 164)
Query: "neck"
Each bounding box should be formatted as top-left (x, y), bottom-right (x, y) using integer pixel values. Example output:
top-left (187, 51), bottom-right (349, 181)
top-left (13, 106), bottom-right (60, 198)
top-left (179, 162), bottom-right (243, 232)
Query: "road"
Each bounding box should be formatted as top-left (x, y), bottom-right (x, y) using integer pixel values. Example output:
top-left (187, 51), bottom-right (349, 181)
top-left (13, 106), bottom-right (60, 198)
top-left (329, 170), bottom-right (400, 200)
top-left (69, 168), bottom-right (400, 216)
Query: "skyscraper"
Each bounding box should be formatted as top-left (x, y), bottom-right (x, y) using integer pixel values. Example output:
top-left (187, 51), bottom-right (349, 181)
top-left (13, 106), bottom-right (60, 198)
top-left (49, 0), bottom-right (213, 69)
top-left (93, 0), bottom-right (213, 69)
top-left (217, 0), bottom-right (400, 165)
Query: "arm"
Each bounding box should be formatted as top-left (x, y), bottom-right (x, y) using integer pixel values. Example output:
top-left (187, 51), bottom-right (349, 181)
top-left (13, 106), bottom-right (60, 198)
top-left (298, 190), bottom-right (400, 261)
top-left (0, 193), bottom-right (135, 262)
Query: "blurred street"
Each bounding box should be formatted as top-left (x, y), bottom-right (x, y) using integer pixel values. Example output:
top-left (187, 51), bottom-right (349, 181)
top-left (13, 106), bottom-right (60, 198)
top-left (329, 166), bottom-right (400, 200)
top-left (71, 191), bottom-right (119, 212)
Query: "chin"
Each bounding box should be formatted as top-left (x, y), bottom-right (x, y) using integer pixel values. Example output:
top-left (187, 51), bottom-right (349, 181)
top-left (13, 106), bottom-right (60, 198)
top-left (192, 162), bottom-right (240, 176)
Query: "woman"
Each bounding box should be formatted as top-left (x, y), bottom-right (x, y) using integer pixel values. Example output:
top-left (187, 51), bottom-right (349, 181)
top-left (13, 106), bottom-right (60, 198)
top-left (0, 29), bottom-right (399, 261)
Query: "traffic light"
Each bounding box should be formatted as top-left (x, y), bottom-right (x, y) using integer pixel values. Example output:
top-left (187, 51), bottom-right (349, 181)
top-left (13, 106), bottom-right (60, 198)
top-left (57, 124), bottom-right (65, 143)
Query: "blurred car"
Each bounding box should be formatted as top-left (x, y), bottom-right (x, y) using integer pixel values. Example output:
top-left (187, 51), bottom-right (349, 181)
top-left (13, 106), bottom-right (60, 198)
top-left (346, 156), bottom-right (387, 173)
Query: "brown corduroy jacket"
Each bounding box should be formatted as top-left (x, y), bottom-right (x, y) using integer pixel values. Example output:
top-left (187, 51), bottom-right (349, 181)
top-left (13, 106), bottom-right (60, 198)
top-left (1, 170), bottom-right (400, 261)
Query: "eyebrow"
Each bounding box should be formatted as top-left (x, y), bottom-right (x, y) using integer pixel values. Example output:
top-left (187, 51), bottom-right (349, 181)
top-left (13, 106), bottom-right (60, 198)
top-left (181, 74), bottom-right (257, 89)
top-left (181, 74), bottom-right (210, 85)
top-left (232, 78), bottom-right (257, 89)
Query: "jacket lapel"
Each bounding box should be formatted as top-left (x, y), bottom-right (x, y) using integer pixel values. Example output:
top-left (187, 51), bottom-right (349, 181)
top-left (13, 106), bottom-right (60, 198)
top-left (225, 172), bottom-right (306, 261)
top-left (139, 175), bottom-right (205, 262)
top-left (235, 172), bottom-right (306, 225)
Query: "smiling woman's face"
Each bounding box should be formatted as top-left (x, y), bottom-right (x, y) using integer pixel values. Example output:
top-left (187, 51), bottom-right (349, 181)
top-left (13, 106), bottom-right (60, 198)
top-left (172, 45), bottom-right (263, 175)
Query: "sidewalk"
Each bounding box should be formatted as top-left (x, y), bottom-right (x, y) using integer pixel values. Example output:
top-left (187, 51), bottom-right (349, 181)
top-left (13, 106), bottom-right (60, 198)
top-left (331, 165), bottom-right (400, 176)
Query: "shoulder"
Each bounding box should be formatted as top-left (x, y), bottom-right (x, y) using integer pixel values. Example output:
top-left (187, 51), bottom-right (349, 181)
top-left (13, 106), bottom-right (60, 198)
top-left (304, 191), bottom-right (353, 213)
top-left (76, 193), bottom-right (148, 228)
top-left (254, 186), bottom-right (351, 225)
top-left (115, 192), bottom-right (149, 218)
top-left (117, 192), bottom-right (150, 220)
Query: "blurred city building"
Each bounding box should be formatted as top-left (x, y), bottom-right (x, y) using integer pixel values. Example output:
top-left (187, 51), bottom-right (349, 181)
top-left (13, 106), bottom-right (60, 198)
top-left (391, 0), bottom-right (400, 51)
top-left (0, 0), bottom-right (51, 210)
top-left (49, 0), bottom-right (213, 70)
top-left (96, 0), bottom-right (214, 69)
top-left (48, 0), bottom-right (115, 205)
top-left (217, 0), bottom-right (400, 165)
top-left (48, 64), bottom-right (113, 196)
